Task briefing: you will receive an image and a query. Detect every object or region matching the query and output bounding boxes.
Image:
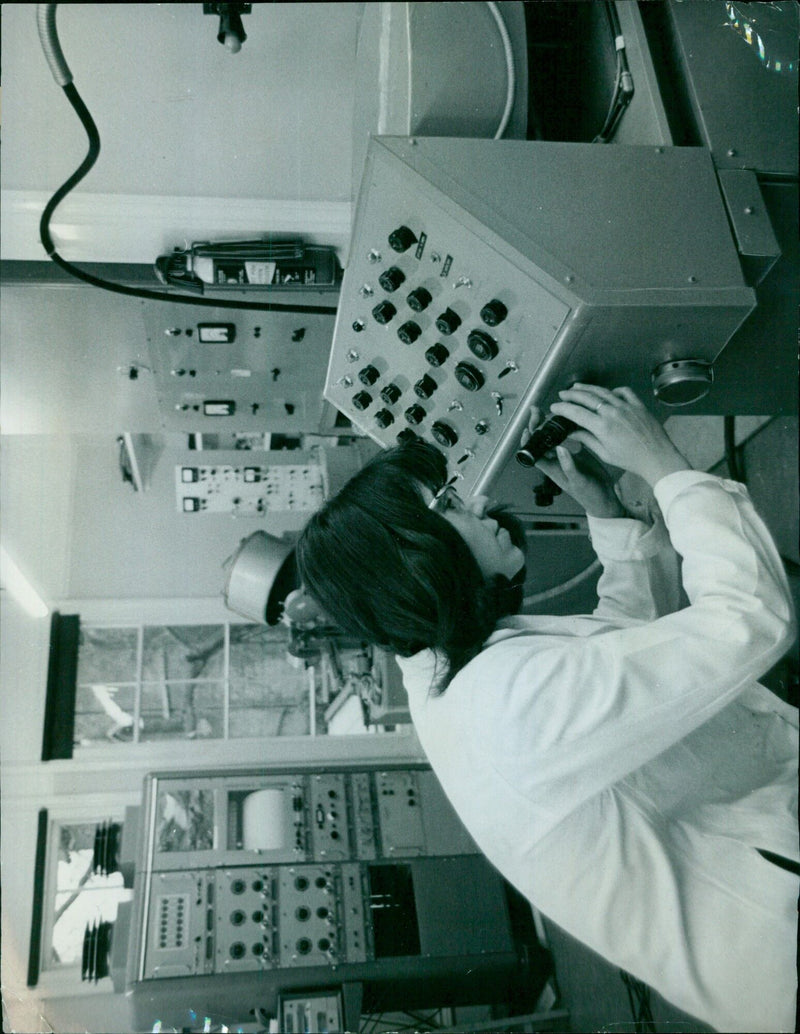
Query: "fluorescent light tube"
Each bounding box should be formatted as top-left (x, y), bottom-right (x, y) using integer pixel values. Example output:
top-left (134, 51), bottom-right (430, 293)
top-left (0, 546), bottom-right (49, 618)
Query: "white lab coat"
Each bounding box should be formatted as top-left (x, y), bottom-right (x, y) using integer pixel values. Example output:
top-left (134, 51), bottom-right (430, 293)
top-left (397, 470), bottom-right (798, 1033)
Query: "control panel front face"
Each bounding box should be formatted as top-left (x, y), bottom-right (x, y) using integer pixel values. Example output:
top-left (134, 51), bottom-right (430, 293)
top-left (142, 862), bottom-right (369, 979)
top-left (143, 303), bottom-right (337, 433)
top-left (137, 767), bottom-right (482, 981)
top-left (325, 148), bottom-right (571, 494)
top-left (144, 768), bottom-right (466, 873)
top-left (175, 454), bottom-right (325, 515)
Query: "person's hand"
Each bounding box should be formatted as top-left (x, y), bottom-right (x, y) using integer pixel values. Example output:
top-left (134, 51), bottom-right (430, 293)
top-left (520, 408), bottom-right (626, 518)
top-left (548, 384), bottom-right (690, 488)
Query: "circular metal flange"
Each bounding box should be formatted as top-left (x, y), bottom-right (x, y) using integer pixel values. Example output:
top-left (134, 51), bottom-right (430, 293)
top-left (651, 359), bottom-right (714, 406)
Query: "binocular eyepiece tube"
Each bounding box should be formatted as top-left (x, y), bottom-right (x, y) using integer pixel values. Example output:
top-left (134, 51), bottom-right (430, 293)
top-left (515, 415), bottom-right (578, 467)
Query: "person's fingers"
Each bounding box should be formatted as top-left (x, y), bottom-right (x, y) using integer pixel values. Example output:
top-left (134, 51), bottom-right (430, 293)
top-left (533, 455), bottom-right (565, 486)
top-left (527, 406), bottom-right (542, 434)
top-left (466, 495), bottom-right (491, 517)
top-left (561, 383), bottom-right (625, 408)
top-left (611, 386), bottom-right (644, 407)
top-left (556, 445), bottom-right (575, 474)
top-left (549, 399), bottom-right (605, 431)
top-left (520, 406), bottom-right (543, 447)
top-left (563, 428), bottom-right (607, 457)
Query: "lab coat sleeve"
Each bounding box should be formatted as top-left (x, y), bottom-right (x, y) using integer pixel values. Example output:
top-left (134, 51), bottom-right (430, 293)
top-left (587, 512), bottom-right (683, 625)
top-left (478, 470), bottom-right (796, 811)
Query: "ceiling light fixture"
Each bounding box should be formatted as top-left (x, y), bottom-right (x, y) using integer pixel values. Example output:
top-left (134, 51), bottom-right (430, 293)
top-left (0, 546), bottom-right (50, 618)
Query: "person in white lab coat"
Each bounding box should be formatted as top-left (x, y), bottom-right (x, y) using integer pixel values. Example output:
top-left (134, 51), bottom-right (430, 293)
top-left (296, 384), bottom-right (798, 1033)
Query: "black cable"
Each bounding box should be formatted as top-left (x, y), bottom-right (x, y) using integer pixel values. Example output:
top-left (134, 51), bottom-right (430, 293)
top-left (724, 415), bottom-right (745, 483)
top-left (709, 416), bottom-right (779, 480)
top-left (594, 1), bottom-right (634, 144)
top-left (395, 1012), bottom-right (440, 1031)
top-left (594, 43), bottom-right (622, 143)
top-left (620, 971), bottom-right (655, 1032)
top-left (405, 1009), bottom-right (442, 1027)
top-left (39, 82), bottom-right (338, 316)
top-left (366, 1014), bottom-right (390, 1034)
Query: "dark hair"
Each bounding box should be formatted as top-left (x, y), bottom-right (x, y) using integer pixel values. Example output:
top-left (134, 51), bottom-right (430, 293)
top-left (295, 439), bottom-right (526, 691)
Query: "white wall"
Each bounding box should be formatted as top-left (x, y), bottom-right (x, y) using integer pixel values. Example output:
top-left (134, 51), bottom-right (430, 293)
top-left (0, 286), bottom-right (163, 434)
top-left (1, 2), bottom-right (358, 262)
top-left (2, 4), bottom-right (360, 200)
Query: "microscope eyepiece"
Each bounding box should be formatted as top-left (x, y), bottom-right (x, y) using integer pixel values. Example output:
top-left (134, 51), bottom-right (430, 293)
top-left (515, 415), bottom-right (578, 467)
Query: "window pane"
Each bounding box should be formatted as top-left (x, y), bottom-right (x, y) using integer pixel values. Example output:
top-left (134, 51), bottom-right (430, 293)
top-left (229, 624), bottom-right (310, 737)
top-left (155, 789), bottom-right (214, 853)
top-left (73, 683), bottom-right (138, 745)
top-left (139, 680), bottom-right (224, 741)
top-left (142, 625), bottom-right (224, 682)
top-left (49, 823), bottom-right (132, 968)
top-left (77, 627), bottom-right (138, 684)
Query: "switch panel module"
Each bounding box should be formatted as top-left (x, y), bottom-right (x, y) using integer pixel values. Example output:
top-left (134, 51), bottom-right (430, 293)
top-left (325, 137), bottom-right (754, 494)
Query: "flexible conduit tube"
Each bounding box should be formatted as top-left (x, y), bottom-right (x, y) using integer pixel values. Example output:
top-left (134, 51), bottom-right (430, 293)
top-left (37, 4), bottom-right (72, 86)
top-left (34, 4), bottom-right (338, 314)
top-left (486, 1), bottom-right (516, 139)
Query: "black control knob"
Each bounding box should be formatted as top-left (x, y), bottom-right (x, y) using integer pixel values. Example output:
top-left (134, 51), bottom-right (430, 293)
top-left (375, 409), bottom-right (395, 428)
top-left (407, 287), bottom-right (432, 312)
top-left (405, 404), bottom-right (426, 425)
top-left (397, 428), bottom-right (419, 443)
top-left (455, 361), bottom-right (485, 392)
top-left (534, 476), bottom-right (563, 507)
top-left (379, 266), bottom-right (406, 292)
top-left (467, 329), bottom-right (499, 361)
top-left (352, 391), bottom-right (373, 410)
top-left (431, 421), bottom-right (459, 448)
top-left (372, 300), bottom-right (396, 324)
top-left (388, 225), bottom-right (418, 253)
top-left (515, 415), bottom-right (578, 467)
top-left (397, 320), bottom-right (422, 344)
top-left (480, 299), bottom-right (508, 327)
top-left (358, 364), bottom-right (380, 386)
top-left (425, 342), bottom-right (450, 367)
top-left (435, 308), bottom-right (462, 335)
top-left (380, 383), bottom-right (402, 405)
top-left (414, 374), bottom-right (438, 399)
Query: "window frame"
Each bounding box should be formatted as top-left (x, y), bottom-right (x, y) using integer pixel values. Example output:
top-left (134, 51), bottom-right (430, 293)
top-left (74, 619), bottom-right (324, 749)
top-left (29, 800), bottom-right (137, 991)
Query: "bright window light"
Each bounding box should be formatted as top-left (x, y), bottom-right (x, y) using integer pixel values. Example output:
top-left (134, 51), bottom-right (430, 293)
top-left (0, 545), bottom-right (49, 618)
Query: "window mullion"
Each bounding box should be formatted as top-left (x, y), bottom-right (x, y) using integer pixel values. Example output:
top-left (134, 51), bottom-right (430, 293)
top-left (39, 818), bottom-right (63, 973)
top-left (223, 622), bottom-right (230, 740)
top-left (132, 626), bottom-right (144, 744)
top-left (309, 666), bottom-right (317, 737)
